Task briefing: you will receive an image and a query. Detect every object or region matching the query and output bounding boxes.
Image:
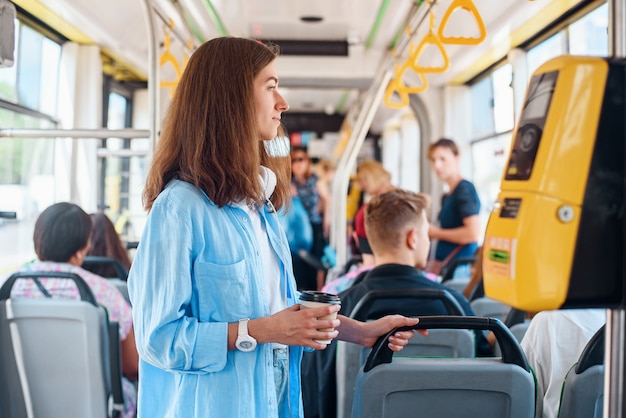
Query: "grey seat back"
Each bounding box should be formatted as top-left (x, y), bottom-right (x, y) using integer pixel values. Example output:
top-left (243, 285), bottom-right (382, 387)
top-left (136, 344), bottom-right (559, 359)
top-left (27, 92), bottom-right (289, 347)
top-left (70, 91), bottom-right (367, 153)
top-left (0, 271), bottom-right (123, 418)
top-left (337, 289), bottom-right (473, 418)
top-left (494, 321), bottom-right (530, 356)
top-left (443, 277), bottom-right (471, 293)
top-left (108, 278), bottom-right (131, 305)
top-left (470, 297), bottom-right (511, 322)
top-left (352, 316), bottom-right (535, 418)
top-left (557, 325), bottom-right (605, 418)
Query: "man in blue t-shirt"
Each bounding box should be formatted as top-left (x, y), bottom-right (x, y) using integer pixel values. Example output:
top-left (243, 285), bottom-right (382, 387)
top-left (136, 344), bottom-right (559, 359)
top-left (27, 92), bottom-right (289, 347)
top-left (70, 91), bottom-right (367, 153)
top-left (427, 138), bottom-right (481, 273)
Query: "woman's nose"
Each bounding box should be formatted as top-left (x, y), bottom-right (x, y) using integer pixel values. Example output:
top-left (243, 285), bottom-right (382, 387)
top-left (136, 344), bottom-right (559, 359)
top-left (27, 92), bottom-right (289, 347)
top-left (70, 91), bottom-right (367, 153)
top-left (276, 93), bottom-right (289, 111)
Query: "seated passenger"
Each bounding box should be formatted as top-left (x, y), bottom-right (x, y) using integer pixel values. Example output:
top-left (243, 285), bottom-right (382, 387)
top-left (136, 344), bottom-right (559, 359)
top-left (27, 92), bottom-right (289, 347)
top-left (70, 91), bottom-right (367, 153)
top-left (336, 189), bottom-right (490, 354)
top-left (302, 189), bottom-right (491, 418)
top-left (85, 212), bottom-right (133, 278)
top-left (321, 223), bottom-right (374, 295)
top-left (520, 309), bottom-right (605, 418)
top-left (11, 202), bottom-right (139, 418)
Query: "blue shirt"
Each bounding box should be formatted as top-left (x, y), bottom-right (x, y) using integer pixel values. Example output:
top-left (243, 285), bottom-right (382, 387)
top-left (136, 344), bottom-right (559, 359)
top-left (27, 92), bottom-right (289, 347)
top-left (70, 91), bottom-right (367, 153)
top-left (435, 179), bottom-right (480, 261)
top-left (292, 174), bottom-right (321, 224)
top-left (128, 180), bottom-right (304, 418)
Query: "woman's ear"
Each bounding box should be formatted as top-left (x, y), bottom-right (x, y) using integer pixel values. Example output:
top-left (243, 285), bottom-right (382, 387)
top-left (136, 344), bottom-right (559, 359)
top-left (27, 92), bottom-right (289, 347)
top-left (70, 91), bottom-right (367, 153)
top-left (68, 243), bottom-right (90, 267)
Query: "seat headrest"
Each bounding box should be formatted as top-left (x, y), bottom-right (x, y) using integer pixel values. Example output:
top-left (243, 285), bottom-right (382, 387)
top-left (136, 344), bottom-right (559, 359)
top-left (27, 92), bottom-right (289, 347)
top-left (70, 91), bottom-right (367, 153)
top-left (575, 324), bottom-right (605, 374)
top-left (349, 288), bottom-right (465, 320)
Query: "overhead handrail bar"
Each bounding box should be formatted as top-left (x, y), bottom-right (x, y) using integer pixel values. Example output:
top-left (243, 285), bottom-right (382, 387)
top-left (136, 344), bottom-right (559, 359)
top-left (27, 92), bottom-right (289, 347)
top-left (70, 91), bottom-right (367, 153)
top-left (394, 0), bottom-right (438, 55)
top-left (151, 0), bottom-right (195, 55)
top-left (0, 129), bottom-right (150, 139)
top-left (96, 149), bottom-right (150, 158)
top-left (330, 1), bottom-right (436, 266)
top-left (141, 0), bottom-right (160, 151)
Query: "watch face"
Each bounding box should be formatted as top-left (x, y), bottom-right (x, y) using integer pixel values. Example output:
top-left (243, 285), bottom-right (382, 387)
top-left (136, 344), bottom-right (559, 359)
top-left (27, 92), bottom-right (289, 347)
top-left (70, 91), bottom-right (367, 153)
top-left (239, 341), bottom-right (254, 350)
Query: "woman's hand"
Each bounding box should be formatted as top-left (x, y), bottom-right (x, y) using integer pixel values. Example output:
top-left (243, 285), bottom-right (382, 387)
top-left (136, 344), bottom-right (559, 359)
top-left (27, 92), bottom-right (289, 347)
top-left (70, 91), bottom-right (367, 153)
top-left (336, 315), bottom-right (427, 352)
top-left (359, 315), bottom-right (425, 351)
top-left (248, 304), bottom-right (341, 350)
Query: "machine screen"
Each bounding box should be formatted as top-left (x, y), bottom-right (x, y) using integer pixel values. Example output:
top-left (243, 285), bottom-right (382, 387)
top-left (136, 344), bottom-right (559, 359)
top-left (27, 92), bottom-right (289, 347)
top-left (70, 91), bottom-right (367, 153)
top-left (505, 71), bottom-right (558, 181)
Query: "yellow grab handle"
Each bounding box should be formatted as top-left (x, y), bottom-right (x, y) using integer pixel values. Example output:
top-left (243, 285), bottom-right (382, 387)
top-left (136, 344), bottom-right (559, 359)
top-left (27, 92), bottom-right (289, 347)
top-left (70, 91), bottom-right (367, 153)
top-left (384, 78), bottom-right (410, 109)
top-left (438, 0), bottom-right (487, 45)
top-left (397, 60), bottom-right (429, 93)
top-left (410, 14), bottom-right (450, 74)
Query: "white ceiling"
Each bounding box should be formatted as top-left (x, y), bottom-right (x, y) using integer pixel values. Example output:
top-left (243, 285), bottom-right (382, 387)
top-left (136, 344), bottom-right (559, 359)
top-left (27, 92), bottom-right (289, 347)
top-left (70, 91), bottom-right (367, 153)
top-left (34, 0), bottom-right (551, 131)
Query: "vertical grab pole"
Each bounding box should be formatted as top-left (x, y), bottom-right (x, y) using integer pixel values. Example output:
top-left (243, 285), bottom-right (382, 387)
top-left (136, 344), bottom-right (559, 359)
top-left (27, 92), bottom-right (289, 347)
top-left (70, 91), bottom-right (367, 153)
top-left (141, 0), bottom-right (160, 151)
top-left (329, 2), bottom-right (426, 270)
top-left (605, 1), bottom-right (626, 418)
top-left (604, 309), bottom-right (626, 418)
top-left (330, 69), bottom-right (393, 266)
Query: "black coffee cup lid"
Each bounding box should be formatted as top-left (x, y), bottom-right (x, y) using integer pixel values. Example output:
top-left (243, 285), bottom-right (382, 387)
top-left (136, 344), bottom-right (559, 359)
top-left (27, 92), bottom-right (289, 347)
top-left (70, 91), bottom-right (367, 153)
top-left (299, 290), bottom-right (341, 304)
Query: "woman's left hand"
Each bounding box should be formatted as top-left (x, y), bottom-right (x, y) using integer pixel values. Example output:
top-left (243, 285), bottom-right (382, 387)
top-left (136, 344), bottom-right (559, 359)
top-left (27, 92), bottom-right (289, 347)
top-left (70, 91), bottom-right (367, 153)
top-left (360, 315), bottom-right (427, 352)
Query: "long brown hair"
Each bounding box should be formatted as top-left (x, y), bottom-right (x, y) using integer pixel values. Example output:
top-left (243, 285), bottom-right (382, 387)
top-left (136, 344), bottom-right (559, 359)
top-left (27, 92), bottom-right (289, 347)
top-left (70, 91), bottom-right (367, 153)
top-left (143, 37), bottom-right (290, 210)
top-left (86, 212), bottom-right (132, 277)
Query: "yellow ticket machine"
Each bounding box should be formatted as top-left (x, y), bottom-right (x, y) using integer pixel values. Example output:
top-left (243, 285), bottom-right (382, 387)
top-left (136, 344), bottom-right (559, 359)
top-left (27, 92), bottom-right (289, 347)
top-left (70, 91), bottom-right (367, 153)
top-left (483, 56), bottom-right (625, 311)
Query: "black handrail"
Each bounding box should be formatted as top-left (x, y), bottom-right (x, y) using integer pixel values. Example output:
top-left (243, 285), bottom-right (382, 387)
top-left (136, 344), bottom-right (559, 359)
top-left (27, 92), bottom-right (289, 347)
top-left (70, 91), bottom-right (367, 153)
top-left (441, 256), bottom-right (476, 283)
top-left (82, 256), bottom-right (129, 280)
top-left (363, 315), bottom-right (530, 372)
top-left (0, 211), bottom-right (17, 219)
top-left (0, 271), bottom-right (98, 306)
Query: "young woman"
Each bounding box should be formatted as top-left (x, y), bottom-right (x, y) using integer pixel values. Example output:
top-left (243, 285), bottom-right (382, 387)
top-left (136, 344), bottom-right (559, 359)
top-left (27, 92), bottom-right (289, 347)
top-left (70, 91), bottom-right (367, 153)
top-left (353, 159), bottom-right (397, 266)
top-left (427, 138), bottom-right (481, 277)
top-left (127, 37), bottom-right (419, 418)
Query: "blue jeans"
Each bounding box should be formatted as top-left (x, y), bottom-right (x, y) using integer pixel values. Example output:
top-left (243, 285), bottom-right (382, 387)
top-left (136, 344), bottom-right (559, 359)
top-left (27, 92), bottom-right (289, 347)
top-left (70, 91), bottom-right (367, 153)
top-left (273, 347), bottom-right (289, 416)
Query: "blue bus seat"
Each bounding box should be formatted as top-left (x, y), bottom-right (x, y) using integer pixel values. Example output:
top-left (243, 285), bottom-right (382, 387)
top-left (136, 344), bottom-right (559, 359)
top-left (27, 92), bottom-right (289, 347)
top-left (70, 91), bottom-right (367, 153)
top-left (470, 297), bottom-right (511, 322)
top-left (557, 324), bottom-right (605, 418)
top-left (352, 316), bottom-right (535, 418)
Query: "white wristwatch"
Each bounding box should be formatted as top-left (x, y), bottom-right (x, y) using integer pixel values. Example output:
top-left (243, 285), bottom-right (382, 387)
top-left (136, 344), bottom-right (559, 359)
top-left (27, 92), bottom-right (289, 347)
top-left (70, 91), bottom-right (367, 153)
top-left (235, 318), bottom-right (257, 352)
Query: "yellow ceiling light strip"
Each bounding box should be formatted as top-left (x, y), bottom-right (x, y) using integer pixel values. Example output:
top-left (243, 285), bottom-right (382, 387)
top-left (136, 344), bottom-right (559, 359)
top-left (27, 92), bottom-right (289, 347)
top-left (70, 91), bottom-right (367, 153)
top-left (100, 49), bottom-right (147, 82)
top-left (12, 0), bottom-right (93, 44)
top-left (450, 0), bottom-right (599, 84)
top-left (13, 0), bottom-right (147, 81)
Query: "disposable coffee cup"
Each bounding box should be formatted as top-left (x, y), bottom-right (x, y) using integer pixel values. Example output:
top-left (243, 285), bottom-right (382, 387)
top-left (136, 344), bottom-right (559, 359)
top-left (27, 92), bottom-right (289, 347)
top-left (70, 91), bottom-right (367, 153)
top-left (299, 291), bottom-right (341, 344)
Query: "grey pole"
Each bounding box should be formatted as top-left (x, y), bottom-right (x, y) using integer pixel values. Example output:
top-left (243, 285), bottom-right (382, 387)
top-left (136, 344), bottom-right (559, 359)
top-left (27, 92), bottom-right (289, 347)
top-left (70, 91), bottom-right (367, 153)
top-left (604, 1), bottom-right (626, 418)
top-left (141, 0), bottom-right (160, 152)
